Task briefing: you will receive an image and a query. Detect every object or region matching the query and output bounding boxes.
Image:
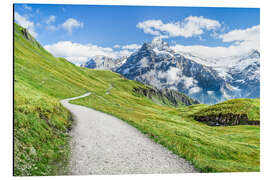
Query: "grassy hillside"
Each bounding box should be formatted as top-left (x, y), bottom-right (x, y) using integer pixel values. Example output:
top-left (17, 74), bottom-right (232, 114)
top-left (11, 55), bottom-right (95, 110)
top-left (71, 80), bottom-right (260, 172)
top-left (14, 23), bottom-right (172, 175)
top-left (194, 98), bottom-right (260, 120)
top-left (14, 23), bottom-right (108, 175)
top-left (14, 22), bottom-right (260, 175)
top-left (192, 98), bottom-right (260, 126)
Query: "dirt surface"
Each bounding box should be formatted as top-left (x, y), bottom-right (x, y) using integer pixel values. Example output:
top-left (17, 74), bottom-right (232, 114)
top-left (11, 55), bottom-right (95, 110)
top-left (61, 93), bottom-right (198, 175)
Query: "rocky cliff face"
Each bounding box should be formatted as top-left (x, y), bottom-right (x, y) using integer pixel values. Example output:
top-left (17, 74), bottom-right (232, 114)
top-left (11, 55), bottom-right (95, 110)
top-left (133, 86), bottom-right (199, 107)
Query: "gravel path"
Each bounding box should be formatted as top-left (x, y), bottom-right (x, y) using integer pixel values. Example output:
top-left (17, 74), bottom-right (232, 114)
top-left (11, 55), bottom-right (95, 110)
top-left (60, 93), bottom-right (198, 175)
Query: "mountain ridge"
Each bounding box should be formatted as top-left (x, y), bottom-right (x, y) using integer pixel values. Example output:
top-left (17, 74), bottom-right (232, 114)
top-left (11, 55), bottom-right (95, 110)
top-left (82, 38), bottom-right (260, 104)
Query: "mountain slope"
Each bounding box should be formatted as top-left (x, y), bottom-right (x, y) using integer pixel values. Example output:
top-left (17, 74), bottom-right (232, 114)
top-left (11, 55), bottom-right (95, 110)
top-left (81, 55), bottom-right (127, 71)
top-left (115, 39), bottom-right (260, 104)
top-left (82, 39), bottom-right (259, 104)
top-left (116, 39), bottom-right (231, 104)
top-left (193, 98), bottom-right (260, 126)
top-left (14, 23), bottom-right (260, 175)
top-left (14, 23), bottom-right (198, 175)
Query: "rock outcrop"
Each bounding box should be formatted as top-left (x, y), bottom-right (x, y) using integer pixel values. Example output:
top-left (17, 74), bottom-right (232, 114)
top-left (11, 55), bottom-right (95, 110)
top-left (194, 113), bottom-right (260, 126)
top-left (133, 86), bottom-right (199, 107)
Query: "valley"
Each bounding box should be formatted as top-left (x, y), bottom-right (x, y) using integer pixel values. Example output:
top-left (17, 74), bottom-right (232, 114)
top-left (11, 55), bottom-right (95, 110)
top-left (14, 22), bottom-right (260, 176)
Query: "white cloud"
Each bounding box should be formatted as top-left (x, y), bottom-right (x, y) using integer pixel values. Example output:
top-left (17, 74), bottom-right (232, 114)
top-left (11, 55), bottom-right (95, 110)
top-left (219, 25), bottom-right (259, 43)
top-left (171, 25), bottom-right (260, 58)
top-left (167, 67), bottom-right (180, 84)
top-left (14, 12), bottom-right (37, 37)
top-left (140, 57), bottom-right (149, 68)
top-left (180, 76), bottom-right (196, 89)
top-left (118, 50), bottom-right (132, 57)
top-left (158, 67), bottom-right (180, 85)
top-left (61, 18), bottom-right (83, 34)
top-left (122, 44), bottom-right (141, 50)
top-left (113, 45), bottom-right (121, 48)
top-left (207, 91), bottom-right (214, 95)
top-left (45, 15), bottom-right (56, 24)
top-left (46, 25), bottom-right (58, 31)
top-left (189, 87), bottom-right (202, 94)
top-left (44, 41), bottom-right (133, 64)
top-left (137, 16), bottom-right (221, 38)
top-left (23, 5), bottom-right (32, 11)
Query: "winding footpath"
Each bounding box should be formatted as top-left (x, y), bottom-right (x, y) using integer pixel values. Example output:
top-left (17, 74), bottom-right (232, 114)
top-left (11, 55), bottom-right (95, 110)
top-left (60, 93), bottom-right (197, 175)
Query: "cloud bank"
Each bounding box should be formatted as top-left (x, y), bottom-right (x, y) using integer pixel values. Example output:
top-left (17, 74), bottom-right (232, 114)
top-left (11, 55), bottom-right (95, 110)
top-left (172, 25), bottom-right (259, 58)
top-left (137, 16), bottom-right (221, 39)
top-left (44, 41), bottom-right (135, 64)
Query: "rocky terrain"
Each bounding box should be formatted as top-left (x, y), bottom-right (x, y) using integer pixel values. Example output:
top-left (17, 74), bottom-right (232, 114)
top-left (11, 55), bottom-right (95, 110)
top-left (133, 86), bottom-right (199, 107)
top-left (82, 38), bottom-right (260, 104)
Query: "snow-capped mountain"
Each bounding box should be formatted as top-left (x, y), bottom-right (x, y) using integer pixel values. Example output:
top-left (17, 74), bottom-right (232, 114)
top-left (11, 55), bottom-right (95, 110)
top-left (116, 39), bottom-right (260, 104)
top-left (81, 55), bottom-right (127, 71)
top-left (82, 38), bottom-right (260, 104)
top-left (177, 49), bottom-right (260, 99)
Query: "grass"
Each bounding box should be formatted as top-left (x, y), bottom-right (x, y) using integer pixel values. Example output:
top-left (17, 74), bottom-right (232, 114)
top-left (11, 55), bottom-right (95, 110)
top-left (14, 82), bottom-right (72, 175)
top-left (71, 78), bottom-right (260, 172)
top-left (14, 23), bottom-right (106, 176)
top-left (70, 74), bottom-right (260, 172)
top-left (14, 22), bottom-right (260, 175)
top-left (193, 98), bottom-right (260, 121)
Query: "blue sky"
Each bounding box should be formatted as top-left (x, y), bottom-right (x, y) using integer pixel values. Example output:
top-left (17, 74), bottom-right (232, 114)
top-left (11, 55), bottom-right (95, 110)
top-left (14, 4), bottom-right (260, 64)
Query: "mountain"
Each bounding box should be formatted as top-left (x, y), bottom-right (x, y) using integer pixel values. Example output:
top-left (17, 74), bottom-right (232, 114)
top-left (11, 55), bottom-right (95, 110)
top-left (14, 23), bottom-right (260, 174)
top-left (81, 55), bottom-right (127, 71)
top-left (133, 86), bottom-right (199, 107)
top-left (81, 38), bottom-right (260, 104)
top-left (178, 49), bottom-right (260, 99)
top-left (115, 38), bottom-right (260, 104)
top-left (14, 23), bottom-right (201, 175)
top-left (115, 39), bottom-right (230, 104)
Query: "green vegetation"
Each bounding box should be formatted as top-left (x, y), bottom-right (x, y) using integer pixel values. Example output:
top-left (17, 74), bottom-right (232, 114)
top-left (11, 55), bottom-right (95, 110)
top-left (132, 86), bottom-right (199, 107)
top-left (71, 79), bottom-right (260, 172)
top-left (194, 98), bottom-right (260, 121)
top-left (14, 22), bottom-right (260, 175)
top-left (14, 23), bottom-right (106, 175)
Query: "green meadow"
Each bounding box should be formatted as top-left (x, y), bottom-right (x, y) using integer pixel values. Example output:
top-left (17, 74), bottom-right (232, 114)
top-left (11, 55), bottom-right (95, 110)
top-left (14, 22), bottom-right (260, 175)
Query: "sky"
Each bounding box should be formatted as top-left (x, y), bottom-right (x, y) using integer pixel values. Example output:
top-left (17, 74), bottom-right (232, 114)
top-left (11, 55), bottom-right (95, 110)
top-left (14, 4), bottom-right (260, 64)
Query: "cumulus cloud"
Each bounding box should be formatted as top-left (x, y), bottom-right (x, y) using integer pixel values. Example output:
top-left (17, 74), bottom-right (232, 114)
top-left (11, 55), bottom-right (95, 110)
top-left (219, 25), bottom-right (259, 43)
top-left (61, 18), bottom-right (83, 34)
top-left (172, 25), bottom-right (259, 58)
top-left (44, 41), bottom-right (133, 64)
top-left (45, 15), bottom-right (56, 24)
top-left (137, 16), bottom-right (221, 39)
top-left (14, 12), bottom-right (37, 37)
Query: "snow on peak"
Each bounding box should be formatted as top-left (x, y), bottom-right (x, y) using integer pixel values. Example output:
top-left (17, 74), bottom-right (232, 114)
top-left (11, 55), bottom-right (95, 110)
top-left (150, 38), bottom-right (169, 50)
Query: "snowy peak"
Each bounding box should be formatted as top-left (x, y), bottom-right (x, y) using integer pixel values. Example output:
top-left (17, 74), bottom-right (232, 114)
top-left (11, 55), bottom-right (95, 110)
top-left (149, 38), bottom-right (170, 50)
top-left (82, 55), bottom-right (127, 71)
top-left (246, 49), bottom-right (260, 59)
top-left (82, 39), bottom-right (260, 104)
